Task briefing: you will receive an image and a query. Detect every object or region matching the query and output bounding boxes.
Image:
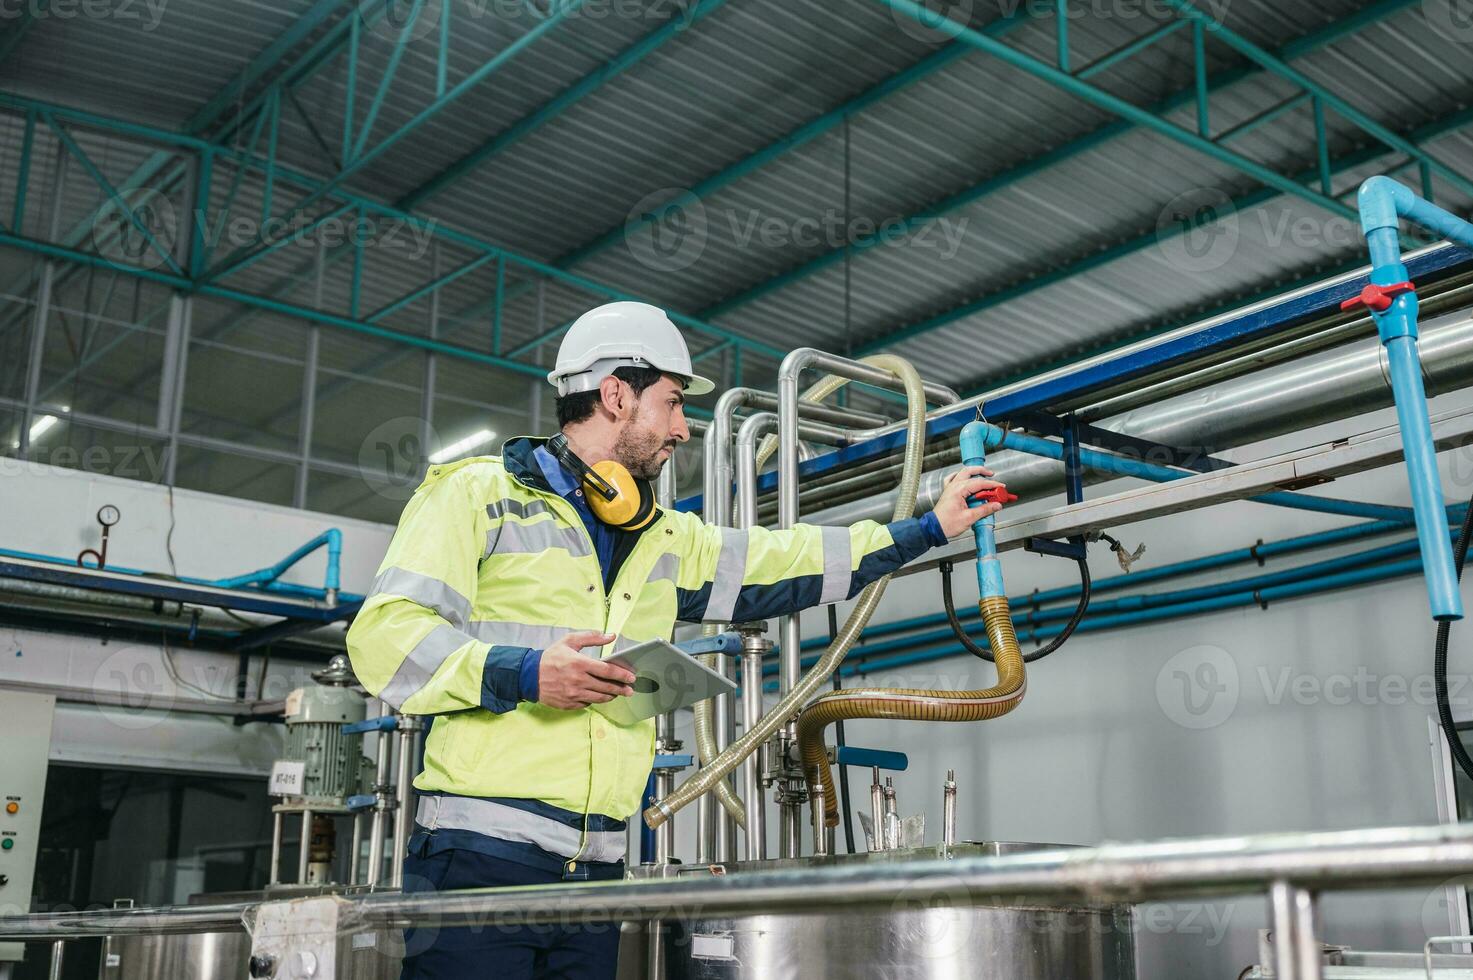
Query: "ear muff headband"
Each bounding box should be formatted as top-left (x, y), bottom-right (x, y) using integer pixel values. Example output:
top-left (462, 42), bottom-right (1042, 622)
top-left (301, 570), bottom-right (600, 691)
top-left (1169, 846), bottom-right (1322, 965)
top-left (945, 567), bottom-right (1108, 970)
top-left (547, 435), bottom-right (660, 531)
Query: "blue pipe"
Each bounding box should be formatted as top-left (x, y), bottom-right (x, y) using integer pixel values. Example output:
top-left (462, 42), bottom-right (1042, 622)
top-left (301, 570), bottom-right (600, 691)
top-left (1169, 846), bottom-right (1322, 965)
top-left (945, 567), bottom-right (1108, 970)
top-left (979, 423), bottom-right (1416, 524)
top-left (760, 551), bottom-right (1437, 691)
top-left (796, 509), bottom-right (1467, 655)
top-left (1353, 176), bottom-right (1473, 621)
top-left (960, 421), bottom-right (1004, 598)
top-left (0, 528), bottom-right (351, 601)
top-left (211, 529), bottom-right (343, 592)
top-left (765, 525), bottom-right (1459, 680)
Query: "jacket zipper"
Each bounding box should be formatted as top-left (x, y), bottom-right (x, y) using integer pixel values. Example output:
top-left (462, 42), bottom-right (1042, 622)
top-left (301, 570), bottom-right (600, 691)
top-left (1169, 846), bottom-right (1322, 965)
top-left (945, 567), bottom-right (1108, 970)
top-left (505, 467), bottom-right (663, 870)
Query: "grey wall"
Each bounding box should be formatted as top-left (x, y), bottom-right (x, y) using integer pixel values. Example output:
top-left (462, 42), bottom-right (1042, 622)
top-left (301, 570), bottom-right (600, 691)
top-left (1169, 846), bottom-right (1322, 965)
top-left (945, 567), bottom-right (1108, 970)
top-left (781, 388), bottom-right (1473, 977)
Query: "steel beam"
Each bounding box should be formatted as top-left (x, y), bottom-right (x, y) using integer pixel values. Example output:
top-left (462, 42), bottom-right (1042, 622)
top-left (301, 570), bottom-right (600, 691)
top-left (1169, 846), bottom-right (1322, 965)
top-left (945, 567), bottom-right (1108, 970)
top-left (861, 103), bottom-right (1473, 364)
top-left (397, 0), bottom-right (735, 209)
top-left (698, 0), bottom-right (1423, 327)
top-left (898, 403), bottom-right (1473, 578)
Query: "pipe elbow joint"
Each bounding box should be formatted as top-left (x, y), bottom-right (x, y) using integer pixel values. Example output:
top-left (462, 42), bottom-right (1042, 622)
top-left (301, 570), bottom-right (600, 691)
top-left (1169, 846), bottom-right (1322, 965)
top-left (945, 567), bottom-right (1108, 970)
top-left (777, 347), bottom-right (823, 383)
top-left (960, 420), bottom-right (995, 462)
top-left (1358, 176), bottom-right (1412, 236)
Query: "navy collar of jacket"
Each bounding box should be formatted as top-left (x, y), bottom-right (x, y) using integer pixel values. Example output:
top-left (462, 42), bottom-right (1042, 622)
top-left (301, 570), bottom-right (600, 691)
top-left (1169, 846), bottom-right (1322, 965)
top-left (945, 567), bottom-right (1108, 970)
top-left (501, 436), bottom-right (554, 494)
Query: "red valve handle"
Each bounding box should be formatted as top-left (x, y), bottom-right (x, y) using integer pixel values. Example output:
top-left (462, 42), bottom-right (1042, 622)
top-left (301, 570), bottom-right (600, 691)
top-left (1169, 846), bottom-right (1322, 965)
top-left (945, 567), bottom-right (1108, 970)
top-left (1340, 281), bottom-right (1415, 313)
top-left (969, 486), bottom-right (1018, 506)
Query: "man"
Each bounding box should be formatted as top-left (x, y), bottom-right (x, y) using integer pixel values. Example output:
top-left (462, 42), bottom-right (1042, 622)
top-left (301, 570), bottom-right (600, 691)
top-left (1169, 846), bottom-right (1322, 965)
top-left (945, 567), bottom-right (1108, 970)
top-left (347, 300), bottom-right (1005, 979)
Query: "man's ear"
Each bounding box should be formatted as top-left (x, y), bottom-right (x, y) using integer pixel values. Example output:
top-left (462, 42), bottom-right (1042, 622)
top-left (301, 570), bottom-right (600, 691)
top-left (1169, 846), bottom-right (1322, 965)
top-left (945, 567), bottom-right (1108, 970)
top-left (597, 374), bottom-right (630, 420)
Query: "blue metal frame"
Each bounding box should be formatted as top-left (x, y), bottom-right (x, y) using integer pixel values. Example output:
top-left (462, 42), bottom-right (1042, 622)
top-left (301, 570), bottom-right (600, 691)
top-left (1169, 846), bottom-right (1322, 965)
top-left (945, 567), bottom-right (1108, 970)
top-left (0, 93), bottom-right (787, 384)
top-left (692, 0), bottom-right (1425, 330)
top-left (397, 0), bottom-right (737, 210)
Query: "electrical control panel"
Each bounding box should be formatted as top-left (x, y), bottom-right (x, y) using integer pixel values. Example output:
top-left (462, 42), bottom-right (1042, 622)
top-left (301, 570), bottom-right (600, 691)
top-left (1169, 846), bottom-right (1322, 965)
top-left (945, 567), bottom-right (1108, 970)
top-left (0, 691), bottom-right (55, 963)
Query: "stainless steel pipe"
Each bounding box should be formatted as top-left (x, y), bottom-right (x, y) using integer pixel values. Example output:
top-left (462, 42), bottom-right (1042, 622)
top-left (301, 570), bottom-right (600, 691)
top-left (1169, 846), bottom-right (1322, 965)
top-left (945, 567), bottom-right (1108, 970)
top-left (10, 823), bottom-right (1473, 938)
top-left (391, 722), bottom-right (416, 888)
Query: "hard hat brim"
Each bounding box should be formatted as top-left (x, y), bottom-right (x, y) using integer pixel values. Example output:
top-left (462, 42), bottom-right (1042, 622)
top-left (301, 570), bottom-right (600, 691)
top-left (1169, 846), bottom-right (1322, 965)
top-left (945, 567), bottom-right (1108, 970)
top-left (683, 372), bottom-right (715, 396)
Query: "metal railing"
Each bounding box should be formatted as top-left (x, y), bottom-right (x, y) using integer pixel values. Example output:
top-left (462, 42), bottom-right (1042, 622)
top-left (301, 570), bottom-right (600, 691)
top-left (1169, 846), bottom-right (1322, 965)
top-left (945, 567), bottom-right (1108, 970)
top-left (7, 823), bottom-right (1473, 980)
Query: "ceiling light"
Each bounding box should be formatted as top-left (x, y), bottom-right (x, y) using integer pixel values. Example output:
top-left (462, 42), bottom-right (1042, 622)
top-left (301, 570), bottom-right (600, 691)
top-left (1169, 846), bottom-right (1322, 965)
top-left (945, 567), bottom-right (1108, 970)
top-left (429, 429), bottom-right (495, 464)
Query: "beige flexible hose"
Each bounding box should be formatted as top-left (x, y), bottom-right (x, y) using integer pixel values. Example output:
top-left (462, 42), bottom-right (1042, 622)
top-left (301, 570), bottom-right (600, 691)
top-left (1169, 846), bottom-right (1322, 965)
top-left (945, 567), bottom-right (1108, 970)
top-left (796, 595), bottom-right (1027, 827)
top-left (692, 626), bottom-right (746, 827)
top-left (645, 354), bottom-right (928, 830)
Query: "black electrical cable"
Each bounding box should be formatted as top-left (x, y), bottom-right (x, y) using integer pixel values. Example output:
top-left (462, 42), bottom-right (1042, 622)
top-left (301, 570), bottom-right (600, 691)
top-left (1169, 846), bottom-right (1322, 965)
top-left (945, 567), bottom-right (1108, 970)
top-left (940, 553), bottom-right (1092, 664)
top-left (829, 603), bottom-right (856, 855)
top-left (1436, 493), bottom-right (1473, 781)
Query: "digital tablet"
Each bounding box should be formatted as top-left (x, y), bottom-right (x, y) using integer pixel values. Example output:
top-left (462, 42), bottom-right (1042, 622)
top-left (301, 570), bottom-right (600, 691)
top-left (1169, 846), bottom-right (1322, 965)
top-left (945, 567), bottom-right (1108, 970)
top-left (589, 639), bottom-right (739, 726)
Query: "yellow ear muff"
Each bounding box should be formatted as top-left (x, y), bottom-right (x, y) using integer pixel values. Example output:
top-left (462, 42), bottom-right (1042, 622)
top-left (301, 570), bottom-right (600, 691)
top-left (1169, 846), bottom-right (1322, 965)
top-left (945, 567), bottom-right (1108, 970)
top-left (586, 460), bottom-right (659, 531)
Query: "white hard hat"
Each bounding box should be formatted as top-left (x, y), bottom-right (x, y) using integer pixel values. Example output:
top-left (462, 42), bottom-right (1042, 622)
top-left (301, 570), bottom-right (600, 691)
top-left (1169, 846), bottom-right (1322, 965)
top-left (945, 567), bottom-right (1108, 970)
top-left (547, 301), bottom-right (715, 397)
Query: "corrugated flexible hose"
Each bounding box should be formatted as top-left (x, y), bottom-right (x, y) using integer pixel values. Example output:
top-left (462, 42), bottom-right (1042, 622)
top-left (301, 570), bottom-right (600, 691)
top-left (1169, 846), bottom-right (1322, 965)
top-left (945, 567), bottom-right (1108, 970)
top-left (644, 354), bottom-right (928, 830)
top-left (796, 596), bottom-right (1026, 828)
top-left (796, 412), bottom-right (1028, 827)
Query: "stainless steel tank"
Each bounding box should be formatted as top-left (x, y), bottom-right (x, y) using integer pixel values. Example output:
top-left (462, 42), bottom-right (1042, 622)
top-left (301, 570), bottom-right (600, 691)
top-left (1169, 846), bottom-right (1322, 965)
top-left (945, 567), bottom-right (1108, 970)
top-left (97, 888), bottom-right (403, 980)
top-left (631, 843), bottom-right (1137, 980)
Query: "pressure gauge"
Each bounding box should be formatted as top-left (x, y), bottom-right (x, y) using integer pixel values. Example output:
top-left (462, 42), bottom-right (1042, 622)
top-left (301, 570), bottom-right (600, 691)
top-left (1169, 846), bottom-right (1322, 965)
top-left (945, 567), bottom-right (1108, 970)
top-left (96, 505), bottom-right (120, 527)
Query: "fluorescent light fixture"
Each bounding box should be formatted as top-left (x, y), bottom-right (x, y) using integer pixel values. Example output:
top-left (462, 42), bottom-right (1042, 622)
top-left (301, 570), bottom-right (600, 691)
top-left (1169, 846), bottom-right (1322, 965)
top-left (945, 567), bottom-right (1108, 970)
top-left (429, 428), bottom-right (495, 464)
top-left (29, 414), bottom-right (58, 441)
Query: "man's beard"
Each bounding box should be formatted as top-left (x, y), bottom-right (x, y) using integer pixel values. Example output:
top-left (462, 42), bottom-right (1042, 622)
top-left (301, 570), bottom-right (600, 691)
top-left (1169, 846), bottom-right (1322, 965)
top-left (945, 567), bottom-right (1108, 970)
top-left (613, 407), bottom-right (672, 481)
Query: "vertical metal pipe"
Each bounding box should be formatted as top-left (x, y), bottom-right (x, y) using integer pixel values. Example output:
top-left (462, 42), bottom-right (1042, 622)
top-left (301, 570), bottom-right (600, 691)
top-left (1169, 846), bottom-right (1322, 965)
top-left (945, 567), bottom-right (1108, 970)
top-left (297, 809), bottom-right (313, 884)
top-left (654, 466), bottom-right (677, 871)
top-left (391, 723), bottom-right (415, 888)
top-left (1270, 880), bottom-right (1324, 980)
top-left (869, 768), bottom-right (883, 851)
top-left (739, 649), bottom-right (766, 861)
top-left (776, 363), bottom-right (803, 857)
top-left (269, 811), bottom-right (283, 886)
top-left (942, 770), bottom-right (957, 849)
top-left (46, 940), bottom-right (63, 980)
top-left (366, 724), bottom-right (392, 887)
top-left (349, 813), bottom-right (363, 886)
top-left (810, 783), bottom-right (828, 857)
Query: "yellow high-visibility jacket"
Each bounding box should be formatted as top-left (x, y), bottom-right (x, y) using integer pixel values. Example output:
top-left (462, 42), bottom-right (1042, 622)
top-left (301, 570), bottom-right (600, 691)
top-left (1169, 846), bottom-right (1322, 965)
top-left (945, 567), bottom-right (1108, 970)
top-left (347, 437), bottom-right (942, 867)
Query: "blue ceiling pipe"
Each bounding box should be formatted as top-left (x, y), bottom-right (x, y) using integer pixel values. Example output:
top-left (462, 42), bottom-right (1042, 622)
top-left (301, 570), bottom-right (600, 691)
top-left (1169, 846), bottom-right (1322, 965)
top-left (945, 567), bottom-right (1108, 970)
top-left (1350, 176), bottom-right (1473, 621)
top-left (760, 550), bottom-right (1438, 690)
top-left (796, 508), bottom-right (1468, 655)
top-left (767, 528), bottom-right (1455, 678)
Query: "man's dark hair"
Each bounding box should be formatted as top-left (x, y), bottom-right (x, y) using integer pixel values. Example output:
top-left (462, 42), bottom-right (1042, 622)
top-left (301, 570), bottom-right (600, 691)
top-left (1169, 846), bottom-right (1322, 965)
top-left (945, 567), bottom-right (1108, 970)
top-left (555, 365), bottom-right (666, 428)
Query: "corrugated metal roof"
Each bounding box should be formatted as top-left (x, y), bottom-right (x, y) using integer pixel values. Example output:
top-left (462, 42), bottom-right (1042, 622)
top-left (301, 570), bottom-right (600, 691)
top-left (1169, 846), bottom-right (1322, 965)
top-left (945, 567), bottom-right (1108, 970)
top-left (1, 0), bottom-right (1471, 439)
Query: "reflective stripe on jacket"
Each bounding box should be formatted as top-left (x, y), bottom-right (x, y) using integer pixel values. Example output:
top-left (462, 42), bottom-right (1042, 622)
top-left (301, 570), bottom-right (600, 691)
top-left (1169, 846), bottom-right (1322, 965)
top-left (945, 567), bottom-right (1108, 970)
top-left (346, 436), bottom-right (938, 850)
